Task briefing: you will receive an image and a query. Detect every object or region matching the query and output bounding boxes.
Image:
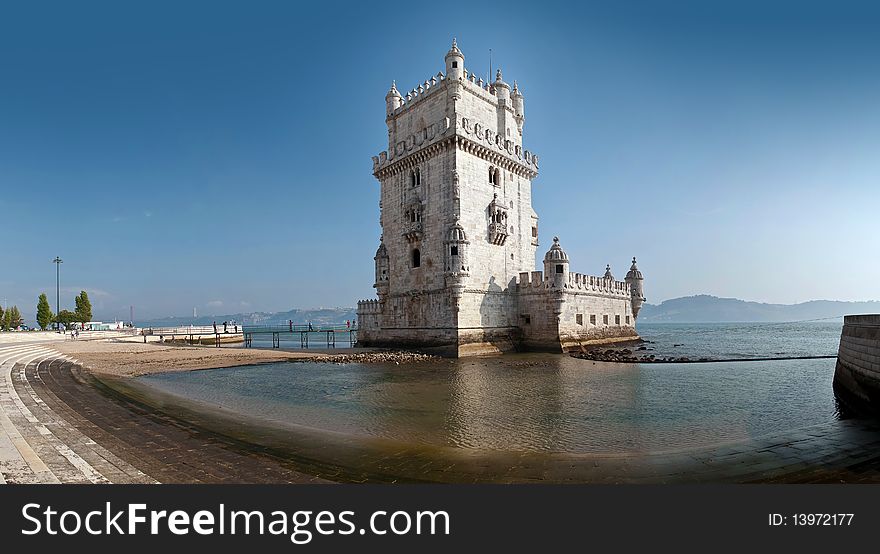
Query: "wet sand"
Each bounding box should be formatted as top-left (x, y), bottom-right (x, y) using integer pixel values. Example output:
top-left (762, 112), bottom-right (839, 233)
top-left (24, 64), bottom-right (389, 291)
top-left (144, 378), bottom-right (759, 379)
top-left (52, 340), bottom-right (415, 377)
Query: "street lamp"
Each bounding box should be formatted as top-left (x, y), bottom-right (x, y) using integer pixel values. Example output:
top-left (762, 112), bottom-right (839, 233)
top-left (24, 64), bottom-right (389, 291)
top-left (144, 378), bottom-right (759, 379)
top-left (53, 256), bottom-right (62, 331)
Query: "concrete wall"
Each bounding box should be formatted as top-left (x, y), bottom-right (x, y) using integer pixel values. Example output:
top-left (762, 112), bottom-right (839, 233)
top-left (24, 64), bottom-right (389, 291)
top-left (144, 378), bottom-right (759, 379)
top-left (834, 314), bottom-right (880, 413)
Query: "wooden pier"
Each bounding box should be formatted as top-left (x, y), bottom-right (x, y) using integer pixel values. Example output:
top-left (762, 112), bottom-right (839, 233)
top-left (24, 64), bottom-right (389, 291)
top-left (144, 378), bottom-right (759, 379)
top-left (141, 324), bottom-right (358, 349)
top-left (243, 324), bottom-right (358, 349)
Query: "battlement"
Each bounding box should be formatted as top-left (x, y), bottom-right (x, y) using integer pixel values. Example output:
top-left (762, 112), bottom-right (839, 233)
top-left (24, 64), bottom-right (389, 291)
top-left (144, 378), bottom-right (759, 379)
top-left (357, 299), bottom-right (381, 314)
top-left (516, 270), bottom-right (631, 297)
top-left (387, 67), bottom-right (502, 118)
top-left (392, 71), bottom-right (448, 115)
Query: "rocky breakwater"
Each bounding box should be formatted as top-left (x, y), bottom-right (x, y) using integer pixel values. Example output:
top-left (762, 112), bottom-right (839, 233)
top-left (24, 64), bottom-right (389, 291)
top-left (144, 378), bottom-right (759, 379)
top-left (833, 314), bottom-right (880, 414)
top-left (571, 346), bottom-right (711, 364)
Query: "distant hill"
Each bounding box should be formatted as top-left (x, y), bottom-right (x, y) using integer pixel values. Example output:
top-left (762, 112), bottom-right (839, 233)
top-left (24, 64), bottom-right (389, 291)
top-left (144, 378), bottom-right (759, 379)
top-left (136, 296), bottom-right (880, 327)
top-left (639, 295), bottom-right (880, 323)
top-left (138, 307), bottom-right (357, 328)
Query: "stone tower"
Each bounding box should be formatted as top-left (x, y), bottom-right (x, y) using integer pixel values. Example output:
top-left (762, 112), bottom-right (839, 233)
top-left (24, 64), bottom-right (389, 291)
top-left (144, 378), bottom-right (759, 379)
top-left (358, 40), bottom-right (540, 355)
top-left (359, 40), bottom-right (643, 356)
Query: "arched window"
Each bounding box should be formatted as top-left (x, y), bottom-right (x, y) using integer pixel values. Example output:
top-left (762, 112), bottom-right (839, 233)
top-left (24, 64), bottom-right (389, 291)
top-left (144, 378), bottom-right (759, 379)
top-left (488, 167), bottom-right (494, 185)
top-left (410, 170), bottom-right (416, 187)
top-left (450, 246), bottom-right (458, 256)
top-left (415, 168), bottom-right (421, 187)
top-left (493, 168), bottom-right (501, 186)
top-left (412, 249), bottom-right (421, 268)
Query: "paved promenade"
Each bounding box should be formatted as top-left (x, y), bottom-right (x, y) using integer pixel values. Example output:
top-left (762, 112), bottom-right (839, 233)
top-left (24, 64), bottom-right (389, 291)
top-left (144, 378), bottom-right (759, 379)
top-left (2, 333), bottom-right (880, 484)
top-left (0, 336), bottom-right (154, 484)
top-left (0, 336), bottom-right (326, 484)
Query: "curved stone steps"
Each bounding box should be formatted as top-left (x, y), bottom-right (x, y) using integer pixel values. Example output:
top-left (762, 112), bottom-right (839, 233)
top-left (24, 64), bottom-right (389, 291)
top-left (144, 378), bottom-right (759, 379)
top-left (0, 344), bottom-right (156, 484)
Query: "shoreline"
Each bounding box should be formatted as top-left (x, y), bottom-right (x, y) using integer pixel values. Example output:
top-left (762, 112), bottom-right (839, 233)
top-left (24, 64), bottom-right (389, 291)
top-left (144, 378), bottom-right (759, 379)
top-left (4, 336), bottom-right (880, 484)
top-left (53, 339), bottom-right (437, 378)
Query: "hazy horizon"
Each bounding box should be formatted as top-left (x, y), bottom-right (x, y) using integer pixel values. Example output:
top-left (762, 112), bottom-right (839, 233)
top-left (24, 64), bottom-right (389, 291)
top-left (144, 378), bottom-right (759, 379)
top-left (2, 1), bottom-right (879, 321)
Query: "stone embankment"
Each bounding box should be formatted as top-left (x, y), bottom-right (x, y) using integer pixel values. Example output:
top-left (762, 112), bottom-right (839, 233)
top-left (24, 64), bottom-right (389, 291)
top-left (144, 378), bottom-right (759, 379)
top-left (304, 352), bottom-right (438, 364)
top-left (834, 314), bottom-right (880, 414)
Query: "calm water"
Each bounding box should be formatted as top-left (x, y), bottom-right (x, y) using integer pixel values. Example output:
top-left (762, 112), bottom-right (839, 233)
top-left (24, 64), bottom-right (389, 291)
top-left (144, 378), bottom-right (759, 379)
top-left (139, 322), bottom-right (843, 454)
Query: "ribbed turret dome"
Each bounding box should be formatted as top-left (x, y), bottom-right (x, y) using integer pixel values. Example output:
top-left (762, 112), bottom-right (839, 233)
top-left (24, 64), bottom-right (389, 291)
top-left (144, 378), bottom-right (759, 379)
top-left (494, 68), bottom-right (509, 90)
top-left (544, 236), bottom-right (569, 262)
top-left (445, 38), bottom-right (463, 59)
top-left (385, 81), bottom-right (402, 100)
top-left (625, 257), bottom-right (642, 280)
top-left (375, 241), bottom-right (388, 259)
top-left (511, 81), bottom-right (523, 98)
top-left (448, 221), bottom-right (468, 242)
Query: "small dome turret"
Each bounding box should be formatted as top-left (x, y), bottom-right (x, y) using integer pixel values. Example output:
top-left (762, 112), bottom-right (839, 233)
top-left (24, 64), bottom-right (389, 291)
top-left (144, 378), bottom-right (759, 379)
top-left (385, 81), bottom-right (403, 116)
top-left (445, 38), bottom-right (462, 60)
top-left (448, 220), bottom-right (468, 243)
top-left (494, 68), bottom-right (510, 100)
top-left (544, 236), bottom-right (569, 262)
top-left (543, 237), bottom-right (570, 288)
top-left (511, 80), bottom-right (525, 133)
top-left (373, 237), bottom-right (390, 292)
top-left (603, 264), bottom-right (614, 280)
top-left (625, 257), bottom-right (642, 280)
top-left (445, 38), bottom-right (464, 80)
top-left (625, 256), bottom-right (646, 318)
top-left (375, 241), bottom-right (388, 259)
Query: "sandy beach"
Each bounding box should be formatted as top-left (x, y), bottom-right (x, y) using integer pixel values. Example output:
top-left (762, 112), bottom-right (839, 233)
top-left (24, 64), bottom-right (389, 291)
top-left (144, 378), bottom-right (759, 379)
top-left (53, 340), bottom-right (325, 377)
top-left (52, 339), bottom-right (438, 378)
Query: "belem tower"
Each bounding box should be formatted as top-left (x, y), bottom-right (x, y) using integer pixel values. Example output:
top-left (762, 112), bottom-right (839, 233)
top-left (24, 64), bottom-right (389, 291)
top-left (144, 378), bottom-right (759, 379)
top-left (357, 40), bottom-right (646, 356)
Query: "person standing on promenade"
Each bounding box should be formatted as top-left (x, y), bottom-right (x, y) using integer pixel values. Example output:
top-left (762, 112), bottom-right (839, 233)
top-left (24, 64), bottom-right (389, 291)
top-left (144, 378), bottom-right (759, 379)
top-left (213, 321), bottom-right (217, 334)
top-left (223, 321), bottom-right (227, 333)
top-left (308, 321), bottom-right (313, 331)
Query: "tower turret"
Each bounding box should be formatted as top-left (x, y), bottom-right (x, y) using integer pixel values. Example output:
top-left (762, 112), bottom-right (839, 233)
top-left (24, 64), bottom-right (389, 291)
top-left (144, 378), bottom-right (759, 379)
top-left (444, 220), bottom-right (470, 276)
top-left (511, 81), bottom-right (524, 135)
top-left (544, 237), bottom-right (570, 288)
top-left (445, 219), bottom-right (470, 308)
top-left (445, 38), bottom-right (464, 80)
top-left (625, 257), bottom-right (646, 318)
top-left (385, 81), bottom-right (403, 117)
top-left (494, 69), bottom-right (510, 101)
top-left (374, 238), bottom-right (390, 300)
top-left (603, 264), bottom-right (614, 280)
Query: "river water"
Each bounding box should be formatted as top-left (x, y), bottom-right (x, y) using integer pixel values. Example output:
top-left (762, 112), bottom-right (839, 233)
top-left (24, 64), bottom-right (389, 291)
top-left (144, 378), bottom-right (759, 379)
top-left (138, 322), bottom-right (842, 454)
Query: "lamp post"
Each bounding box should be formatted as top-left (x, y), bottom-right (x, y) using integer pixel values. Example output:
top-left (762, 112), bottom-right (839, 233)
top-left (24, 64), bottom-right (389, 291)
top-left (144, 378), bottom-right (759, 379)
top-left (53, 256), bottom-right (62, 331)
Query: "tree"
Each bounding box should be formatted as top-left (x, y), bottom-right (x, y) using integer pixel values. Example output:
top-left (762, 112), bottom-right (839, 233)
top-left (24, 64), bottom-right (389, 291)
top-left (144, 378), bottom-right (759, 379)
top-left (9, 306), bottom-right (22, 329)
top-left (55, 310), bottom-right (78, 328)
top-left (74, 290), bottom-right (92, 323)
top-left (37, 293), bottom-right (54, 330)
top-left (0, 308), bottom-right (9, 331)
top-left (0, 305), bottom-right (4, 330)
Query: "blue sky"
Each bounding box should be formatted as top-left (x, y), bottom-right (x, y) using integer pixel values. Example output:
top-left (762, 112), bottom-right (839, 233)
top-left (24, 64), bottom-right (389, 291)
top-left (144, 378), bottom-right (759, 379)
top-left (1, 1), bottom-right (878, 322)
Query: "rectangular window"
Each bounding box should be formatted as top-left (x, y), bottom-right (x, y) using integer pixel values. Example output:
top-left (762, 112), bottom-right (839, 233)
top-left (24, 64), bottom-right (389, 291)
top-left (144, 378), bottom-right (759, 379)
top-left (603, 315), bottom-right (609, 325)
top-left (532, 226), bottom-right (538, 237)
top-left (590, 315), bottom-right (596, 325)
top-left (452, 61), bottom-right (458, 68)
top-left (555, 264), bottom-right (563, 274)
top-left (615, 315), bottom-right (621, 325)
top-left (626, 316), bottom-right (630, 325)
top-left (522, 315), bottom-right (531, 325)
top-left (576, 314), bottom-right (583, 325)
